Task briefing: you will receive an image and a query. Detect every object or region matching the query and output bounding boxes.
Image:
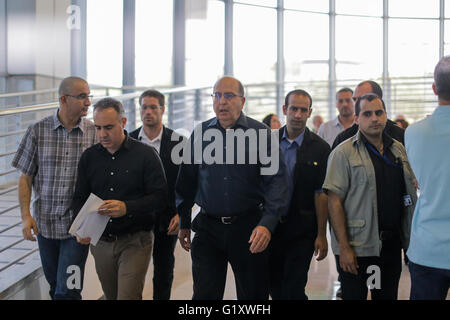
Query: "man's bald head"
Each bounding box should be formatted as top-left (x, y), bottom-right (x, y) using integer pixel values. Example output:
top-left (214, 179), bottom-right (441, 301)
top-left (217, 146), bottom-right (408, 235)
top-left (434, 56), bottom-right (450, 101)
top-left (214, 76), bottom-right (245, 97)
top-left (58, 77), bottom-right (88, 96)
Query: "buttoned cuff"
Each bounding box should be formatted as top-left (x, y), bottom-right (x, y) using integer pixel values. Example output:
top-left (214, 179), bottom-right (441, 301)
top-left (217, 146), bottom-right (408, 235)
top-left (258, 214), bottom-right (279, 234)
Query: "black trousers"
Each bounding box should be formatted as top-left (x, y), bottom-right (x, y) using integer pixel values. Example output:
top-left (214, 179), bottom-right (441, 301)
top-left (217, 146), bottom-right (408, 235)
top-left (335, 237), bottom-right (402, 300)
top-left (190, 211), bottom-right (269, 300)
top-left (269, 234), bottom-right (315, 300)
top-left (152, 226), bottom-right (178, 300)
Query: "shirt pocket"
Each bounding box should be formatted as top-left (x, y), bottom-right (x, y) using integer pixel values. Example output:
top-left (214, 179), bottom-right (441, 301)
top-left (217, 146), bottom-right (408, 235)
top-left (349, 160), bottom-right (368, 185)
top-left (347, 219), bottom-right (366, 247)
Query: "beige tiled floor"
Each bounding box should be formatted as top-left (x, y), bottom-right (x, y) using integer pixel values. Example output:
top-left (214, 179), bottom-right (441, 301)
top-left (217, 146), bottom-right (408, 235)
top-left (141, 240), bottom-right (449, 300)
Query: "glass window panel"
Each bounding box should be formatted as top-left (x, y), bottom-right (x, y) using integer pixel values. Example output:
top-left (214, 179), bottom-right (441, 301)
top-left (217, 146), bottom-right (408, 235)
top-left (446, 0), bottom-right (450, 17)
top-left (284, 0), bottom-right (328, 12)
top-left (444, 21), bottom-right (450, 55)
top-left (336, 0), bottom-right (382, 16)
top-left (284, 11), bottom-right (329, 81)
top-left (235, 0), bottom-right (277, 7)
top-left (336, 16), bottom-right (382, 80)
top-left (87, 0), bottom-right (123, 87)
top-left (389, 19), bottom-right (438, 77)
top-left (135, 0), bottom-right (173, 87)
top-left (186, 0), bottom-right (224, 86)
top-left (389, 0), bottom-right (439, 18)
top-left (233, 4), bottom-right (277, 84)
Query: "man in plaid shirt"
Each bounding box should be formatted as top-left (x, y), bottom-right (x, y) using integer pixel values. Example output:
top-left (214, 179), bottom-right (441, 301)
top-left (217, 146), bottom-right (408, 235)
top-left (11, 76), bottom-right (96, 300)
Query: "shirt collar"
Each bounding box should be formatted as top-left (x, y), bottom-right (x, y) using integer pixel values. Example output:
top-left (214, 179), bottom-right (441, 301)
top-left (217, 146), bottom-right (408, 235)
top-left (96, 130), bottom-right (130, 153)
top-left (138, 126), bottom-right (163, 143)
top-left (208, 112), bottom-right (249, 129)
top-left (357, 130), bottom-right (393, 149)
top-left (52, 109), bottom-right (84, 132)
top-left (281, 127), bottom-right (305, 146)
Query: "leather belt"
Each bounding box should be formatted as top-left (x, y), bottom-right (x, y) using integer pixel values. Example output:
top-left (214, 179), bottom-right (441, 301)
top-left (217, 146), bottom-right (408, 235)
top-left (201, 207), bottom-right (260, 225)
top-left (100, 233), bottom-right (133, 242)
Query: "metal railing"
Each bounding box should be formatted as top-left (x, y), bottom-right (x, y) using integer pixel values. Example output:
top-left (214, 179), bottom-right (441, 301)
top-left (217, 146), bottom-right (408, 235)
top-left (0, 77), bottom-right (438, 279)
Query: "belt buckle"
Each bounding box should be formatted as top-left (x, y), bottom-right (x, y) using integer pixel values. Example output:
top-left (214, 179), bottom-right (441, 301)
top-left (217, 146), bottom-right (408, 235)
top-left (221, 217), bottom-right (233, 224)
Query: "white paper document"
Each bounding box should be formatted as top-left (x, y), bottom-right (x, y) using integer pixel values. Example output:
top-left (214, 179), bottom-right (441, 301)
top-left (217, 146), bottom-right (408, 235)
top-left (69, 193), bottom-right (109, 246)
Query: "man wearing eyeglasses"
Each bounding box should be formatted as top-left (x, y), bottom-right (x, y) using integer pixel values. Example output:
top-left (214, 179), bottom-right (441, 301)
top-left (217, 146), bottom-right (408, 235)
top-left (323, 93), bottom-right (416, 300)
top-left (11, 76), bottom-right (97, 300)
top-left (318, 87), bottom-right (355, 147)
top-left (129, 89), bottom-right (184, 300)
top-left (176, 76), bottom-right (289, 300)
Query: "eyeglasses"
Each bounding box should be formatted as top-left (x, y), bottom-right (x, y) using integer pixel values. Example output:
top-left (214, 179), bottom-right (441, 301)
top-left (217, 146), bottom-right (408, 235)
top-left (141, 105), bottom-right (162, 111)
top-left (65, 93), bottom-right (93, 100)
top-left (211, 92), bottom-right (243, 100)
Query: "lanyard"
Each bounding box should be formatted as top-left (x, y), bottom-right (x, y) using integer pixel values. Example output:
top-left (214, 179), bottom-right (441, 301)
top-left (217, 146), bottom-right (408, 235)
top-left (365, 142), bottom-right (402, 169)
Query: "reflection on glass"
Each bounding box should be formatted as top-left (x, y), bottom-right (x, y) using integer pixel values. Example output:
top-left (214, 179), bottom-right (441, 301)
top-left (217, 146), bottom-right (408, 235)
top-left (135, 0), bottom-right (173, 87)
top-left (284, 11), bottom-right (328, 81)
top-left (336, 16), bottom-right (382, 80)
top-left (444, 22), bottom-right (450, 55)
top-left (389, 0), bottom-right (439, 18)
top-left (389, 19), bottom-right (438, 77)
top-left (284, 0), bottom-right (328, 12)
top-left (336, 0), bottom-right (382, 16)
top-left (87, 0), bottom-right (123, 87)
top-left (186, 0), bottom-right (224, 86)
top-left (233, 4), bottom-right (276, 84)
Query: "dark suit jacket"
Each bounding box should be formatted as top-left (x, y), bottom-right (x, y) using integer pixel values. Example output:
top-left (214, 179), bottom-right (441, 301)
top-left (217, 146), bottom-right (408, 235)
top-left (130, 125), bottom-right (183, 232)
top-left (275, 126), bottom-right (331, 240)
top-left (332, 119), bottom-right (405, 150)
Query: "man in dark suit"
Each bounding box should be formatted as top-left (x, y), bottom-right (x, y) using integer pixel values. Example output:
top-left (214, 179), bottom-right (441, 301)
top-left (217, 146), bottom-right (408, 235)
top-left (130, 89), bottom-right (183, 300)
top-left (332, 80), bottom-right (405, 150)
top-left (269, 89), bottom-right (331, 300)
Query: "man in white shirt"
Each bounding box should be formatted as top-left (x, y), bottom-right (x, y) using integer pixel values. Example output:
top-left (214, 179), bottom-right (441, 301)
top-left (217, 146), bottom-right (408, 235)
top-left (318, 88), bottom-right (355, 147)
top-left (130, 89), bottom-right (184, 300)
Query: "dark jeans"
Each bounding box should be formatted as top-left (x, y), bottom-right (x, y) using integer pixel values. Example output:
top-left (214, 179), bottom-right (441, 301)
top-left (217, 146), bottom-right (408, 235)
top-left (409, 261), bottom-right (450, 300)
top-left (152, 227), bottom-right (177, 300)
top-left (335, 238), bottom-right (402, 300)
top-left (269, 234), bottom-right (315, 300)
top-left (190, 212), bottom-right (269, 300)
top-left (37, 235), bottom-right (89, 300)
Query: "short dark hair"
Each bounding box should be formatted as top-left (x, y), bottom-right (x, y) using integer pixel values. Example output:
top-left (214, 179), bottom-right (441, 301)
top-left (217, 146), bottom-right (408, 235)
top-left (262, 114), bottom-right (275, 127)
top-left (284, 89), bottom-right (312, 108)
top-left (139, 89), bottom-right (165, 107)
top-left (93, 97), bottom-right (124, 118)
top-left (58, 76), bottom-right (87, 96)
top-left (336, 87), bottom-right (353, 98)
top-left (357, 80), bottom-right (383, 98)
top-left (434, 56), bottom-right (450, 100)
top-left (355, 93), bottom-right (385, 116)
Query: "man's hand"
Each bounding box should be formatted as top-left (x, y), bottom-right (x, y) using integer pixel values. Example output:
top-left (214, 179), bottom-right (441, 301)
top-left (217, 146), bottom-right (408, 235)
top-left (76, 235), bottom-right (91, 245)
top-left (167, 214), bottom-right (180, 235)
top-left (22, 215), bottom-right (38, 241)
top-left (178, 229), bottom-right (191, 252)
top-left (339, 246), bottom-right (359, 275)
top-left (98, 200), bottom-right (126, 218)
top-left (314, 235), bottom-right (328, 261)
top-left (248, 226), bottom-right (271, 254)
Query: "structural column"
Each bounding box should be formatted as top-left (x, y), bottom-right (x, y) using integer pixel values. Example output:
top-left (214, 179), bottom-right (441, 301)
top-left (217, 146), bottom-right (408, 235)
top-left (224, 0), bottom-right (233, 76)
top-left (70, 0), bottom-right (87, 78)
top-left (123, 0), bottom-right (136, 129)
top-left (328, 0), bottom-right (336, 121)
top-left (276, 0), bottom-right (284, 116)
top-left (382, 0), bottom-right (391, 115)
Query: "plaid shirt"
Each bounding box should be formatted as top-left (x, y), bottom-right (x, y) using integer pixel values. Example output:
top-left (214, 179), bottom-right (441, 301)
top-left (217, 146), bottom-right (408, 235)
top-left (12, 111), bottom-right (96, 239)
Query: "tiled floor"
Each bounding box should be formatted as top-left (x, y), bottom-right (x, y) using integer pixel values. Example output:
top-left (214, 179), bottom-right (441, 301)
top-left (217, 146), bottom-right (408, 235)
top-left (141, 238), bottom-right (449, 300)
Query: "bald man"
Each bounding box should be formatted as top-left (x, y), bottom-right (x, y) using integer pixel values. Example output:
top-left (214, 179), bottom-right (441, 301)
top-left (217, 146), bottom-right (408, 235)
top-left (12, 77), bottom-right (97, 300)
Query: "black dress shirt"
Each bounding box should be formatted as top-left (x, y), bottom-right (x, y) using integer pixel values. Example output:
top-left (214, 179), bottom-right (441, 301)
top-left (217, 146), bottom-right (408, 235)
top-left (175, 113), bottom-right (290, 233)
top-left (361, 132), bottom-right (404, 232)
top-left (71, 134), bottom-right (168, 236)
top-left (332, 119), bottom-right (405, 150)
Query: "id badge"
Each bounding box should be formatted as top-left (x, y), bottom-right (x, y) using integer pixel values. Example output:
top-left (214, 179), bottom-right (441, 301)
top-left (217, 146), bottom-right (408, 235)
top-left (403, 195), bottom-right (412, 207)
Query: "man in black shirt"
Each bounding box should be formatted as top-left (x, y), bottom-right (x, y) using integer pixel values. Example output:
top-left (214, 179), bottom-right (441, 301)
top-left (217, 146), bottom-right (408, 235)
top-left (176, 76), bottom-right (290, 300)
top-left (332, 80), bottom-right (405, 150)
top-left (72, 97), bottom-right (168, 300)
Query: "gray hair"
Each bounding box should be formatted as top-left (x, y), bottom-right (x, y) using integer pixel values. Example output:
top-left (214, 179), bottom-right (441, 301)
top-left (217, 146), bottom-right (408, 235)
top-left (93, 97), bottom-right (125, 118)
top-left (434, 55), bottom-right (450, 100)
